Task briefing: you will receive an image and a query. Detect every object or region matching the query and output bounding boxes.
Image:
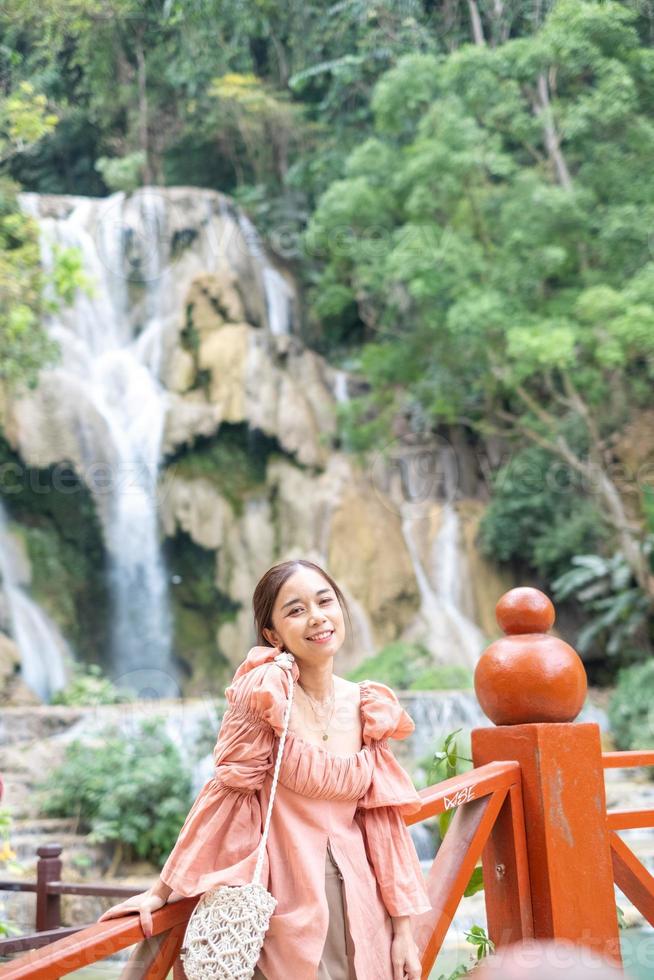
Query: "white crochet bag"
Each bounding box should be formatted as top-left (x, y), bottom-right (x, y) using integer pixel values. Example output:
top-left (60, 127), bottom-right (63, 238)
top-left (180, 651), bottom-right (295, 980)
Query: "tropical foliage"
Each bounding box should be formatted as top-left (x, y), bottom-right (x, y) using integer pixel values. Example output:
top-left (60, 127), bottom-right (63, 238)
top-left (608, 660), bottom-right (654, 753)
top-left (0, 77), bottom-right (87, 387)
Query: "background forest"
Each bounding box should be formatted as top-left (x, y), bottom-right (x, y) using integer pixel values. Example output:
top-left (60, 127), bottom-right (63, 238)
top-left (1, 0), bottom-right (654, 722)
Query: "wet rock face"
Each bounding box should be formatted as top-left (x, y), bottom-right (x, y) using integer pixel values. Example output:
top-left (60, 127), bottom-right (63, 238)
top-left (0, 632), bottom-right (40, 706)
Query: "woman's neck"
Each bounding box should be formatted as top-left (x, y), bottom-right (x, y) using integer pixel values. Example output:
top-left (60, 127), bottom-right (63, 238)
top-left (296, 663), bottom-right (335, 702)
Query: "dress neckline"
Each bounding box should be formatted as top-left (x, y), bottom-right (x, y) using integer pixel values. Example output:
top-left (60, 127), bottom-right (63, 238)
top-left (282, 679), bottom-right (370, 760)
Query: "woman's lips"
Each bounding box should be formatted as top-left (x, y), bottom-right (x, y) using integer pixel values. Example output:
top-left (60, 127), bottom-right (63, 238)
top-left (306, 629), bottom-right (334, 643)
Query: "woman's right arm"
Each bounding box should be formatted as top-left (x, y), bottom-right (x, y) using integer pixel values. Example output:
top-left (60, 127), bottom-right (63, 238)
top-left (97, 660), bottom-right (283, 929)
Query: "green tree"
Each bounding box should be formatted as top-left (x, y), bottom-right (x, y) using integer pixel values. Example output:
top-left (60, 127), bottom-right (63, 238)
top-left (306, 0), bottom-right (654, 602)
top-left (0, 80), bottom-right (87, 388)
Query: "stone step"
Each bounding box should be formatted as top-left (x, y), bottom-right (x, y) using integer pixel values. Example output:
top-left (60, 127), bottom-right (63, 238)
top-left (7, 817), bottom-right (78, 836)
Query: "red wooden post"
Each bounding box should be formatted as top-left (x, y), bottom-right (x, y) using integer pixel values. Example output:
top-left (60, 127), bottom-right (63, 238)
top-left (36, 844), bottom-right (62, 932)
top-left (471, 588), bottom-right (622, 965)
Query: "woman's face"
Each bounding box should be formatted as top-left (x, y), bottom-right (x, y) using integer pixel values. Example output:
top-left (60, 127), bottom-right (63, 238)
top-left (262, 566), bottom-right (345, 661)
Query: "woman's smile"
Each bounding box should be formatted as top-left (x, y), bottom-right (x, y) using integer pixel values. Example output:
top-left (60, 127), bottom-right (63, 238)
top-left (306, 629), bottom-right (334, 644)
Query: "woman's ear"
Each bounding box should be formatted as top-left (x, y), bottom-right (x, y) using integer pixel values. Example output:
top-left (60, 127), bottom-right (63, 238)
top-left (262, 627), bottom-right (280, 648)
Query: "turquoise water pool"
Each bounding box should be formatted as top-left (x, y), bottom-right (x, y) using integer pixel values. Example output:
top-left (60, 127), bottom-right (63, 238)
top-left (429, 928), bottom-right (654, 979)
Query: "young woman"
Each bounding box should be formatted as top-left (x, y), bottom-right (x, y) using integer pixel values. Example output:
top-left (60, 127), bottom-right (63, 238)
top-left (98, 559), bottom-right (432, 979)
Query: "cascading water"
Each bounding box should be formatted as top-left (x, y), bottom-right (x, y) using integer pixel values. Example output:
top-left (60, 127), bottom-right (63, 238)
top-left (400, 501), bottom-right (486, 669)
top-left (332, 369), bottom-right (349, 404)
top-left (14, 188), bottom-right (299, 697)
top-left (237, 213), bottom-right (295, 335)
top-left (0, 500), bottom-right (70, 701)
top-left (17, 190), bottom-right (185, 697)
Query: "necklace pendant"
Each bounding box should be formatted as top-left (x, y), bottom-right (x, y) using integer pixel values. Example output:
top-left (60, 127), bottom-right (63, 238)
top-left (322, 733), bottom-right (329, 741)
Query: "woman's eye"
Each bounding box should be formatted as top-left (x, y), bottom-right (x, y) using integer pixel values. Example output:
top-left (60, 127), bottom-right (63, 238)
top-left (289, 597), bottom-right (332, 615)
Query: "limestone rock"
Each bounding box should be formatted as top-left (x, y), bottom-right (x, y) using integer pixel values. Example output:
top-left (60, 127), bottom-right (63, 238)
top-left (165, 323), bottom-right (337, 469)
top-left (328, 472), bottom-right (420, 652)
top-left (163, 347), bottom-right (196, 393)
top-left (186, 271), bottom-right (246, 336)
top-left (457, 498), bottom-right (516, 640)
top-left (162, 392), bottom-right (222, 454)
top-left (243, 330), bottom-right (336, 468)
top-left (0, 632), bottom-right (41, 707)
top-left (159, 475), bottom-right (227, 551)
top-left (198, 322), bottom-right (249, 419)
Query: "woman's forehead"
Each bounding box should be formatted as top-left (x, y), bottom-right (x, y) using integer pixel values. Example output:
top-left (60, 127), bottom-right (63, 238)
top-left (276, 568), bottom-right (332, 603)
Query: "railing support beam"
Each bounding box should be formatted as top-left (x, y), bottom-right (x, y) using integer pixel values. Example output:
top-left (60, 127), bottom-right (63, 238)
top-left (472, 722), bottom-right (621, 964)
top-left (35, 846), bottom-right (62, 933)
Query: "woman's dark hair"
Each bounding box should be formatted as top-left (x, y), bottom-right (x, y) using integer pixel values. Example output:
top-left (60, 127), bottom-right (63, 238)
top-left (252, 560), bottom-right (352, 647)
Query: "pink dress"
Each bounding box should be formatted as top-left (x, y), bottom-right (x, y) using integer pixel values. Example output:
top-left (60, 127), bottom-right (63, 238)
top-left (160, 646), bottom-right (432, 980)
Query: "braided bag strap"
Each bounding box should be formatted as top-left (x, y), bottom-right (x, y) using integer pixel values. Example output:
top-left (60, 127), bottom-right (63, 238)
top-left (251, 651), bottom-right (295, 887)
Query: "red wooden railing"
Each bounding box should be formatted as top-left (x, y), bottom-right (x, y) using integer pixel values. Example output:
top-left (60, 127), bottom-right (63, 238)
top-left (0, 762), bottom-right (528, 979)
top-left (603, 750), bottom-right (654, 931)
top-left (0, 843), bottom-right (146, 954)
top-left (1, 587), bottom-right (653, 978)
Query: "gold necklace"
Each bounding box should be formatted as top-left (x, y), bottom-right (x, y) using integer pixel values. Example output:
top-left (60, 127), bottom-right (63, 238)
top-left (298, 680), bottom-right (336, 741)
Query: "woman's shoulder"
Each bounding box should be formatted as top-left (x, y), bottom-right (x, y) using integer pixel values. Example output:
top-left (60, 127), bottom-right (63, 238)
top-left (225, 647), bottom-right (298, 734)
top-left (357, 678), bottom-right (416, 742)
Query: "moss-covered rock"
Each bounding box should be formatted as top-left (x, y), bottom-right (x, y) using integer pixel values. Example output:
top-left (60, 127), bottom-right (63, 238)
top-left (0, 435), bottom-right (109, 661)
top-left (163, 529), bottom-right (239, 695)
top-left (164, 423), bottom-right (282, 517)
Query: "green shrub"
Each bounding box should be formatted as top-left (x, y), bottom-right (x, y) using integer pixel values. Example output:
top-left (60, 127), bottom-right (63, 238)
top-left (51, 662), bottom-right (130, 706)
top-left (409, 665), bottom-right (473, 691)
top-left (478, 444), bottom-right (609, 581)
top-left (608, 660), bottom-right (654, 752)
top-left (95, 152), bottom-right (145, 192)
top-left (346, 640), bottom-right (472, 690)
top-left (37, 718), bottom-right (194, 867)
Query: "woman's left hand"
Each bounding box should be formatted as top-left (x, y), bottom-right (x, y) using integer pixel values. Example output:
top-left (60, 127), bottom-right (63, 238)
top-left (391, 929), bottom-right (422, 980)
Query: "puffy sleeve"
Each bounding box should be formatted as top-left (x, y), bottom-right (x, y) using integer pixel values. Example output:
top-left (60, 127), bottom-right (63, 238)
top-left (354, 680), bottom-right (432, 918)
top-left (159, 662), bottom-right (287, 897)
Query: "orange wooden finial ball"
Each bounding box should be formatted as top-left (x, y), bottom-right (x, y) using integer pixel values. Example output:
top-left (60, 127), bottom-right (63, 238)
top-left (474, 587), bottom-right (587, 726)
top-left (496, 587), bottom-right (555, 634)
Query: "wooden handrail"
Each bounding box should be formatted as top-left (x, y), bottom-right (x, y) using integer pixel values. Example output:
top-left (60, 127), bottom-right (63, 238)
top-left (607, 809), bottom-right (654, 831)
top-left (602, 750), bottom-right (654, 768)
top-left (5, 749), bottom-right (654, 977)
top-left (0, 838), bottom-right (148, 962)
top-left (0, 897), bottom-right (198, 979)
top-left (602, 749), bottom-right (654, 932)
top-left (0, 929), bottom-right (84, 957)
top-left (0, 842), bottom-right (160, 961)
top-left (405, 760), bottom-right (520, 825)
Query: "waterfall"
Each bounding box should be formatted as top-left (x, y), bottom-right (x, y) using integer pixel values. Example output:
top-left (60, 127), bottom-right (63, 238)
top-left (237, 213), bottom-right (294, 335)
top-left (399, 500), bottom-right (486, 669)
top-left (15, 188), bottom-right (301, 696)
top-left (400, 690), bottom-right (490, 758)
top-left (18, 190), bottom-right (181, 697)
top-left (0, 501), bottom-right (70, 701)
top-left (332, 369), bottom-right (349, 404)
